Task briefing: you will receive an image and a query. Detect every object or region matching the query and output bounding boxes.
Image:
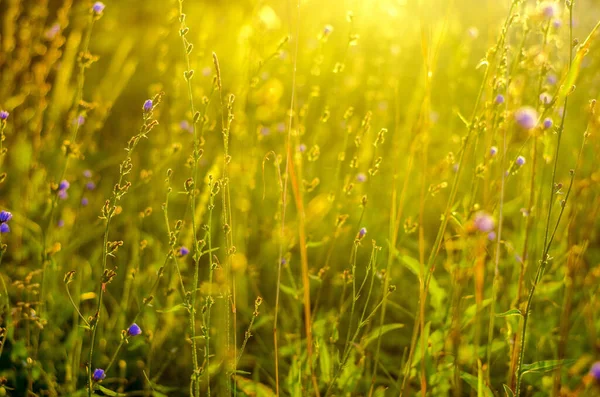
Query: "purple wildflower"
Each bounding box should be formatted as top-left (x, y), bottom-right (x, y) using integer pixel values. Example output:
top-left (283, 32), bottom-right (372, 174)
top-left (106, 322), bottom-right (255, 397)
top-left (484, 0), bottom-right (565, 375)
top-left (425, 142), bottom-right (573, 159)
top-left (81, 197), bottom-right (89, 206)
top-left (180, 120), bottom-right (193, 133)
top-left (356, 172), bottom-right (367, 182)
top-left (92, 368), bottom-right (106, 382)
top-left (0, 223), bottom-right (9, 234)
top-left (298, 144), bottom-right (307, 153)
top-left (86, 181), bottom-right (96, 191)
top-left (57, 219), bottom-right (65, 228)
top-left (547, 74), bottom-right (557, 85)
top-left (516, 156), bottom-right (526, 166)
top-left (83, 170), bottom-right (92, 178)
top-left (45, 23), bottom-right (61, 40)
top-left (143, 99), bottom-right (153, 112)
top-left (515, 107), bottom-right (538, 130)
top-left (540, 2), bottom-right (558, 18)
top-left (92, 2), bottom-right (105, 14)
top-left (543, 118), bottom-right (553, 129)
top-left (490, 146), bottom-right (498, 157)
top-left (58, 189), bottom-right (68, 200)
top-left (0, 110), bottom-right (8, 120)
top-left (474, 212), bottom-right (495, 233)
top-left (539, 92), bottom-right (552, 105)
top-left (179, 246), bottom-right (189, 256)
top-left (260, 126), bottom-right (270, 136)
top-left (495, 94), bottom-right (505, 105)
top-left (358, 227), bottom-right (367, 238)
top-left (59, 180), bottom-right (70, 190)
top-left (0, 211), bottom-right (12, 223)
top-left (127, 323), bottom-right (142, 336)
top-left (590, 361), bottom-right (600, 380)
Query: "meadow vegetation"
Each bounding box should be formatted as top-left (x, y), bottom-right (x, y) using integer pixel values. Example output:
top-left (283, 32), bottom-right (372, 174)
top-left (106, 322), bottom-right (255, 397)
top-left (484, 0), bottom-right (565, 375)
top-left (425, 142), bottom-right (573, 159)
top-left (1, 0), bottom-right (600, 396)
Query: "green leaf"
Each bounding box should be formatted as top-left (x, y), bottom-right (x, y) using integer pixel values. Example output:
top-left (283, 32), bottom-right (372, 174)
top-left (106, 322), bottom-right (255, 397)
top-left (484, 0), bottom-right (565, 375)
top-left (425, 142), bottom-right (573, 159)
top-left (363, 323), bottom-right (405, 347)
top-left (156, 304), bottom-right (187, 313)
top-left (495, 309), bottom-right (522, 318)
top-left (521, 359), bottom-right (575, 375)
top-left (234, 376), bottom-right (276, 397)
top-left (95, 385), bottom-right (126, 396)
top-left (503, 384), bottom-right (515, 397)
top-left (318, 338), bottom-right (331, 382)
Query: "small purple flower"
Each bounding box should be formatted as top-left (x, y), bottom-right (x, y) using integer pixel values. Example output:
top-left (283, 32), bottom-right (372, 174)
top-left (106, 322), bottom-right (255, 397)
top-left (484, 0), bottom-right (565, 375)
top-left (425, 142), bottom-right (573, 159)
top-left (81, 197), bottom-right (89, 206)
top-left (0, 110), bottom-right (8, 120)
top-left (552, 19), bottom-right (561, 29)
top-left (516, 155), bottom-right (526, 166)
top-left (487, 231), bottom-right (496, 241)
top-left (547, 74), bottom-right (557, 85)
top-left (474, 212), bottom-right (495, 233)
top-left (323, 24), bottom-right (334, 35)
top-left (127, 323), bottom-right (142, 336)
top-left (180, 120), bottom-right (193, 133)
top-left (515, 107), bottom-right (538, 130)
top-left (83, 170), bottom-right (92, 178)
top-left (280, 258), bottom-right (287, 265)
top-left (589, 361), bottom-right (600, 380)
top-left (86, 181), bottom-right (96, 191)
top-left (543, 118), bottom-right (553, 129)
top-left (260, 126), bottom-right (270, 136)
top-left (77, 115), bottom-right (85, 126)
top-left (59, 180), bottom-right (70, 190)
top-left (143, 99), bottom-right (153, 112)
top-left (490, 146), bottom-right (498, 157)
top-left (358, 227), bottom-right (367, 238)
top-left (57, 219), bottom-right (65, 228)
top-left (92, 368), bottom-right (106, 382)
top-left (0, 211), bottom-right (12, 223)
top-left (92, 2), bottom-right (105, 14)
top-left (58, 189), bottom-right (68, 200)
top-left (540, 2), bottom-right (558, 18)
top-left (202, 67), bottom-right (212, 77)
top-left (179, 246), bottom-right (189, 256)
top-left (356, 172), bottom-right (367, 182)
top-left (298, 144), bottom-right (307, 153)
top-left (495, 94), bottom-right (505, 105)
top-left (45, 23), bottom-right (61, 40)
top-left (0, 223), bottom-right (9, 234)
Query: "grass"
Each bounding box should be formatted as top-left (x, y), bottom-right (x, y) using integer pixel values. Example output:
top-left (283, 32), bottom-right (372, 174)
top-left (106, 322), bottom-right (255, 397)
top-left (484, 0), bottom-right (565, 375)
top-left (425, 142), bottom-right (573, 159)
top-left (1, 0), bottom-right (600, 396)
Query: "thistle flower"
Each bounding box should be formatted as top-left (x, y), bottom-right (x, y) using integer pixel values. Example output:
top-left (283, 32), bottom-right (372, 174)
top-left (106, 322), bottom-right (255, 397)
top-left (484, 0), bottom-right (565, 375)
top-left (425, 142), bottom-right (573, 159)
top-left (543, 118), bottom-right (553, 129)
top-left (0, 211), bottom-right (12, 223)
top-left (516, 155), bottom-right (526, 166)
top-left (92, 368), bottom-right (106, 382)
top-left (590, 361), bottom-right (600, 380)
top-left (474, 212), bottom-right (495, 233)
top-left (495, 94), bottom-right (505, 105)
top-left (0, 223), bottom-right (9, 234)
top-left (515, 107), bottom-right (538, 130)
top-left (490, 146), bottom-right (498, 157)
top-left (92, 2), bottom-right (105, 14)
top-left (143, 99), bottom-right (153, 112)
top-left (179, 246), bottom-right (189, 256)
top-left (0, 110), bottom-right (9, 120)
top-left (127, 323), bottom-right (142, 336)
